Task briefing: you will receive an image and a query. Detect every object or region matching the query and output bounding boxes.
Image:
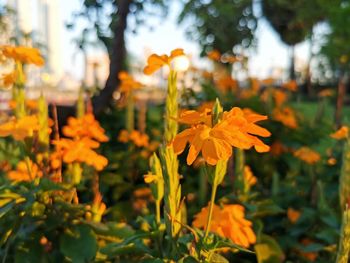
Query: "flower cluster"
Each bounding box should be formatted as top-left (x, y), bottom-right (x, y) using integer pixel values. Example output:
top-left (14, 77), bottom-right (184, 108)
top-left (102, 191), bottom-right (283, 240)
top-left (1, 45), bottom-right (44, 66)
top-left (193, 203), bottom-right (256, 248)
top-left (173, 106), bottom-right (270, 165)
top-left (118, 129), bottom-right (149, 147)
top-left (53, 114), bottom-right (109, 171)
top-left (0, 115), bottom-right (40, 140)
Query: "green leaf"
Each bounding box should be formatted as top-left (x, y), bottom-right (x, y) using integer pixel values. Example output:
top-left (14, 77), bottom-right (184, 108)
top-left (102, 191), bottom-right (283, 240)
top-left (60, 224), bottom-right (98, 263)
top-left (255, 235), bottom-right (285, 263)
top-left (251, 200), bottom-right (284, 218)
top-left (208, 253), bottom-right (229, 263)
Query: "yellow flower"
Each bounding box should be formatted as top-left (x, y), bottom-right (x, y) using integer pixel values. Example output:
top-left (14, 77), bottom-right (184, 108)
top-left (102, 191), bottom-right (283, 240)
top-left (63, 114), bottom-right (109, 142)
top-left (287, 208), bottom-right (301, 224)
top-left (273, 107), bottom-right (298, 129)
top-left (1, 45), bottom-right (44, 66)
top-left (8, 159), bottom-right (43, 182)
top-left (193, 203), bottom-right (256, 248)
top-left (0, 115), bottom-right (40, 140)
top-left (294, 147), bottom-right (321, 165)
top-left (173, 107), bottom-right (270, 165)
top-left (143, 48), bottom-right (185, 75)
top-left (330, 126), bottom-right (348, 140)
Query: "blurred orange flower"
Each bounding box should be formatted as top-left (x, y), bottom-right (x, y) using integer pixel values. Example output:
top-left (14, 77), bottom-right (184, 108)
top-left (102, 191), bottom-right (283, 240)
top-left (8, 159), bottom-right (43, 182)
top-left (299, 238), bottom-right (318, 262)
top-left (294, 147), bottom-right (320, 165)
top-left (52, 138), bottom-right (108, 171)
top-left (318, 89), bottom-right (334, 98)
top-left (1, 45), bottom-right (44, 66)
top-left (9, 99), bottom-right (38, 111)
top-left (273, 107), bottom-right (298, 129)
top-left (63, 114), bottom-right (109, 142)
top-left (330, 126), bottom-right (348, 140)
top-left (274, 90), bottom-right (287, 107)
top-left (0, 115), bottom-right (40, 140)
top-left (118, 71), bottom-right (142, 94)
top-left (207, 49), bottom-right (221, 61)
top-left (244, 166), bottom-right (257, 186)
top-left (287, 208), bottom-right (301, 224)
top-left (143, 48), bottom-right (185, 75)
top-left (282, 80), bottom-right (298, 92)
top-left (129, 130), bottom-right (149, 147)
top-left (215, 75), bottom-right (238, 94)
top-left (1, 71), bottom-right (17, 87)
top-left (193, 203), bottom-right (256, 248)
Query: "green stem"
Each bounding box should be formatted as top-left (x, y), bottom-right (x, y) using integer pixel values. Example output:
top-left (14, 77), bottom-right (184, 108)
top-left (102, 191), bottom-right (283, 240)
top-left (204, 183), bottom-right (218, 238)
top-left (156, 199), bottom-right (161, 225)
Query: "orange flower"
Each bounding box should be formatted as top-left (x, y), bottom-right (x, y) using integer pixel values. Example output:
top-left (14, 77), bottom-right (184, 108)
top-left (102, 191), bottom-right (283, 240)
top-left (327, 157), bottom-right (337, 166)
top-left (129, 130), bottom-right (149, 147)
top-left (62, 114), bottom-right (109, 142)
top-left (318, 89), bottom-right (334, 98)
top-left (173, 107), bottom-right (270, 165)
top-left (143, 48), bottom-right (185, 75)
top-left (273, 107), bottom-right (298, 129)
top-left (244, 166), bottom-right (257, 186)
top-left (282, 80), bottom-right (298, 92)
top-left (270, 140), bottom-right (287, 156)
top-left (0, 115), bottom-right (40, 140)
top-left (273, 90), bottom-right (287, 107)
top-left (8, 159), bottom-right (43, 182)
top-left (118, 71), bottom-right (142, 94)
top-left (52, 138), bottom-right (108, 171)
top-left (330, 126), bottom-right (348, 140)
top-left (193, 203), bottom-right (256, 248)
top-left (1, 71), bottom-right (17, 87)
top-left (287, 208), bottom-right (301, 224)
top-left (207, 49), bottom-right (221, 61)
top-left (118, 129), bottom-right (129, 143)
top-left (294, 147), bottom-right (321, 165)
top-left (197, 101), bottom-right (215, 113)
top-left (215, 75), bottom-right (238, 93)
top-left (177, 108), bottom-right (212, 126)
top-left (9, 99), bottom-right (38, 110)
top-left (1, 45), bottom-right (44, 66)
top-left (299, 238), bottom-right (318, 262)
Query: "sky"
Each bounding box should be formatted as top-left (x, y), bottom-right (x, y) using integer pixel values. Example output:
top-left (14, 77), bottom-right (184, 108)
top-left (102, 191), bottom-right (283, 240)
top-left (58, 0), bottom-right (310, 80)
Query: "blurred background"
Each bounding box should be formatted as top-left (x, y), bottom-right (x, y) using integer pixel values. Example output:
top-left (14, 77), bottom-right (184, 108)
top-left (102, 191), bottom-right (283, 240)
top-left (0, 0), bottom-right (349, 112)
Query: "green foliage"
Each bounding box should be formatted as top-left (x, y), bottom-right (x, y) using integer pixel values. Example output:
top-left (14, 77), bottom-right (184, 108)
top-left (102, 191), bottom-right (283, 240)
top-left (178, 0), bottom-right (257, 54)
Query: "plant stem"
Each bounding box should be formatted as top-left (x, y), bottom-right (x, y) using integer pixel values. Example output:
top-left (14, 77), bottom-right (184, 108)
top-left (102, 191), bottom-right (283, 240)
top-left (156, 199), bottom-right (161, 225)
top-left (204, 182), bottom-right (218, 238)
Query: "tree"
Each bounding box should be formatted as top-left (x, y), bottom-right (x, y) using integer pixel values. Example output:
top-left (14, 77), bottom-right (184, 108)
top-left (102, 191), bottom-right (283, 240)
top-left (262, 0), bottom-right (328, 80)
top-left (178, 0), bottom-right (257, 55)
top-left (69, 0), bottom-right (169, 114)
top-left (320, 1), bottom-right (350, 126)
